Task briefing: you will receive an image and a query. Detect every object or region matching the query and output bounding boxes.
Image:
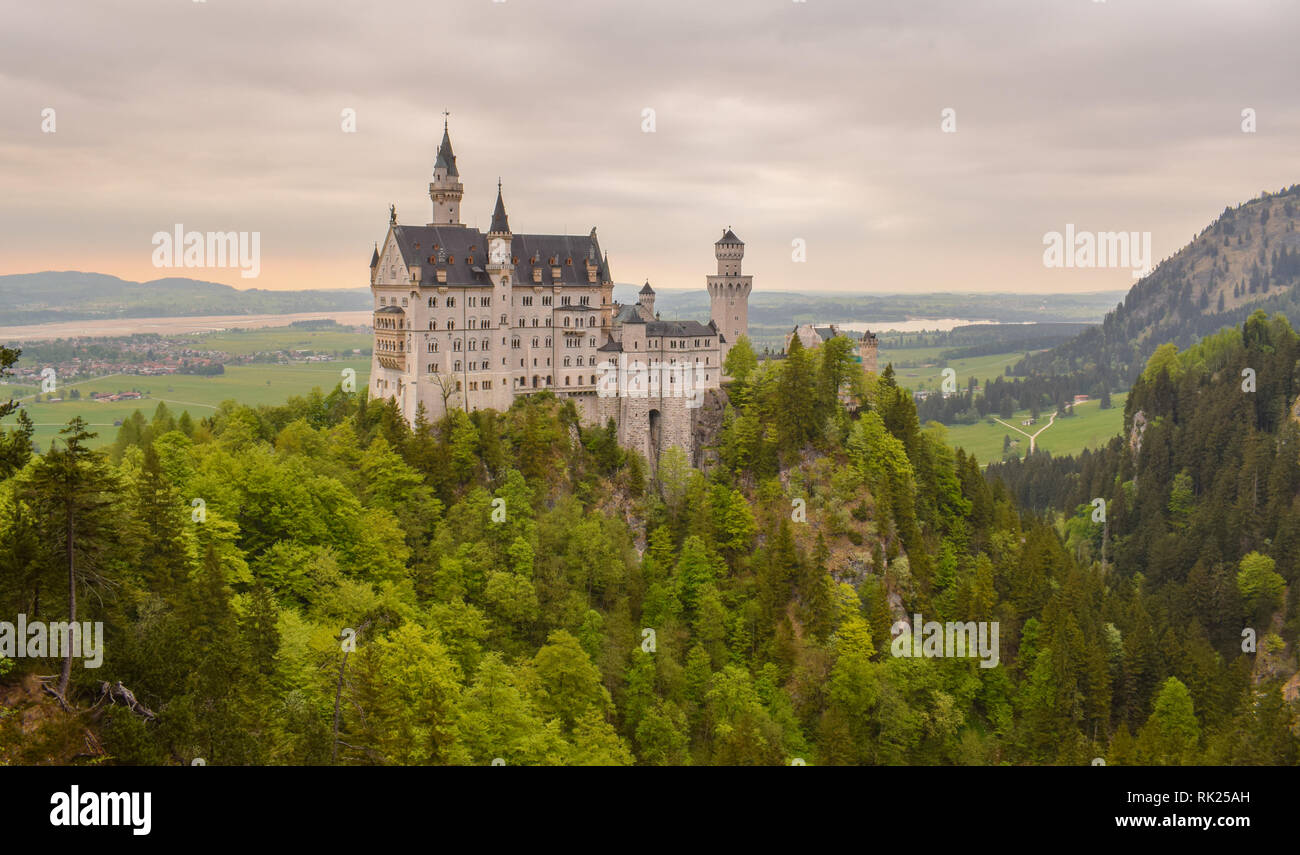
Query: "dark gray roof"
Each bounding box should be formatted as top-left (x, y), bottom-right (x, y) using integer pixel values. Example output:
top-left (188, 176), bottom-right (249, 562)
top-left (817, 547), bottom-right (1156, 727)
top-left (388, 226), bottom-right (608, 288)
top-left (622, 312), bottom-right (646, 325)
top-left (597, 339), bottom-right (623, 352)
top-left (490, 185), bottom-right (509, 234)
top-left (376, 305), bottom-right (405, 314)
top-left (716, 229), bottom-right (742, 245)
top-left (370, 244), bottom-right (379, 268)
top-left (646, 320), bottom-right (715, 337)
top-left (639, 281), bottom-right (654, 294)
top-left (434, 128), bottom-right (458, 177)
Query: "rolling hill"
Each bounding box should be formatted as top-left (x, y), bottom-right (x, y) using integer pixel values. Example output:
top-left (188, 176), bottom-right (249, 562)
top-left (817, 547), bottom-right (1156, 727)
top-left (1019, 184), bottom-right (1300, 385)
top-left (0, 272), bottom-right (370, 324)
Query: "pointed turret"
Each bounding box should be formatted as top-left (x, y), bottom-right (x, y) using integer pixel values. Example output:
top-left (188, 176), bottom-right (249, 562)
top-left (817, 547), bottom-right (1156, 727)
top-left (429, 116), bottom-right (465, 226)
top-left (370, 243), bottom-right (379, 268)
top-left (434, 120), bottom-right (458, 177)
top-left (489, 179), bottom-right (510, 234)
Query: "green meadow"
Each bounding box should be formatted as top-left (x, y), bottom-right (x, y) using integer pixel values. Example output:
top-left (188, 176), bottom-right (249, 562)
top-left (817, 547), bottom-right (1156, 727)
top-left (7, 359), bottom-right (370, 450)
top-left (880, 347), bottom-right (1040, 392)
top-left (936, 393), bottom-right (1128, 465)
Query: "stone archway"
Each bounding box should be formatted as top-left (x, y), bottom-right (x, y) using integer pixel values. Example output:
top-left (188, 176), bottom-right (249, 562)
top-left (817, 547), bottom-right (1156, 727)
top-left (648, 408), bottom-right (662, 471)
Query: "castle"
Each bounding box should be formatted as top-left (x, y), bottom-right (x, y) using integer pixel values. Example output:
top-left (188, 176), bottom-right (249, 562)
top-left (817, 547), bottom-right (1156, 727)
top-left (784, 324), bottom-right (879, 373)
top-left (368, 122), bottom-right (752, 467)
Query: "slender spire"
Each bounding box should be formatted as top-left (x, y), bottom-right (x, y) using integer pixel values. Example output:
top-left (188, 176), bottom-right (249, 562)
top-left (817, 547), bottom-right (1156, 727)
top-left (434, 121), bottom-right (458, 177)
top-left (490, 179), bottom-right (510, 234)
top-left (370, 242), bottom-right (379, 268)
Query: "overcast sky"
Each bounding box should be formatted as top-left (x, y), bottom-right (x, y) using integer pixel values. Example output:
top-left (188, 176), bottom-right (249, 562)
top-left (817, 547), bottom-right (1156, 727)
top-left (1, 0), bottom-right (1296, 294)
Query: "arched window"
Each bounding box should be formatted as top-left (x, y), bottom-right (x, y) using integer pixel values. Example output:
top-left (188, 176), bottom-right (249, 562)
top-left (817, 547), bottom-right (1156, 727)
top-left (453, 339), bottom-right (462, 352)
top-left (428, 297), bottom-right (436, 308)
top-left (447, 320), bottom-right (455, 330)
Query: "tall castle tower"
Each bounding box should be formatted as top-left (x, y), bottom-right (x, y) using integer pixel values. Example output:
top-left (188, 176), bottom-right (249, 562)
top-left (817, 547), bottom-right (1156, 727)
top-left (859, 330), bottom-right (879, 374)
top-left (707, 228), bottom-right (752, 369)
top-left (428, 117), bottom-right (464, 226)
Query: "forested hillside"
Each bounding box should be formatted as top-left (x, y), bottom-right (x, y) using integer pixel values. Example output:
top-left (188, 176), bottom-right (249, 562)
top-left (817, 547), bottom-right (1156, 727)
top-left (0, 335), bottom-right (1295, 765)
top-left (0, 272), bottom-right (368, 325)
top-left (1018, 185), bottom-right (1300, 389)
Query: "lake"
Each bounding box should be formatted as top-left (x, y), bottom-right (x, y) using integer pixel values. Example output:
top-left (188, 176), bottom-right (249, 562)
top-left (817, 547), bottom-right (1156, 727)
top-left (1, 311), bottom-right (375, 343)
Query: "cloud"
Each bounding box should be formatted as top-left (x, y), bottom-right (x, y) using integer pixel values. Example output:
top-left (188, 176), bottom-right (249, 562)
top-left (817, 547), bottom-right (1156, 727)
top-left (0, 0), bottom-right (1295, 293)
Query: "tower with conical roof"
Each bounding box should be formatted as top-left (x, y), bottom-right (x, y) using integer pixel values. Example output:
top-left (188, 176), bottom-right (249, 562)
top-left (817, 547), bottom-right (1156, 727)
top-left (487, 179), bottom-right (512, 268)
top-left (428, 116), bottom-right (465, 226)
top-left (707, 228), bottom-right (752, 369)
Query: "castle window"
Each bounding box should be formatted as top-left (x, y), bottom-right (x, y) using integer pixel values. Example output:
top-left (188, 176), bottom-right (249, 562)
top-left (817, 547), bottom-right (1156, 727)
top-left (429, 297), bottom-right (436, 307)
top-left (579, 296), bottom-right (589, 306)
top-left (429, 321), bottom-right (435, 330)
top-left (402, 298), bottom-right (408, 306)
top-left (545, 337), bottom-right (551, 347)
top-left (468, 318), bottom-right (476, 330)
top-left (542, 296), bottom-right (552, 306)
top-left (563, 318), bottom-right (570, 328)
top-left (447, 297), bottom-right (456, 307)
top-left (500, 314), bottom-right (507, 326)
top-left (512, 337), bottom-right (520, 349)
top-left (560, 296), bottom-right (571, 306)
top-left (588, 317), bottom-right (595, 327)
top-left (521, 296), bottom-right (533, 307)
top-left (565, 377), bottom-right (570, 385)
top-left (468, 296), bottom-right (476, 308)
top-left (468, 340), bottom-right (477, 351)
top-left (454, 362), bottom-right (462, 372)
top-left (481, 339), bottom-right (489, 350)
top-left (456, 381), bottom-right (462, 391)
top-left (453, 340), bottom-right (462, 352)
top-left (448, 320), bottom-right (455, 330)
top-left (589, 338), bottom-right (595, 347)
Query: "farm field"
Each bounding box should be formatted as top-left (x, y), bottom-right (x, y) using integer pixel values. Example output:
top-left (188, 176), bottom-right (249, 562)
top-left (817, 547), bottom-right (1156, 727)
top-left (6, 359), bottom-right (370, 450)
top-left (938, 393), bottom-right (1128, 464)
top-left (192, 326), bottom-right (371, 356)
top-left (881, 347), bottom-right (1038, 393)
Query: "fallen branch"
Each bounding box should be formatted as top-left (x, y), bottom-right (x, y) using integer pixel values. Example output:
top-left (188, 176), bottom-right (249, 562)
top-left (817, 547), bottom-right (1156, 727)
top-left (98, 681), bottom-right (157, 721)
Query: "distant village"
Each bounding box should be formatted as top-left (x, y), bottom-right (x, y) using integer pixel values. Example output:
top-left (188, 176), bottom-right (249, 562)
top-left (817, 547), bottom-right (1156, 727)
top-left (1, 324), bottom-right (370, 399)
